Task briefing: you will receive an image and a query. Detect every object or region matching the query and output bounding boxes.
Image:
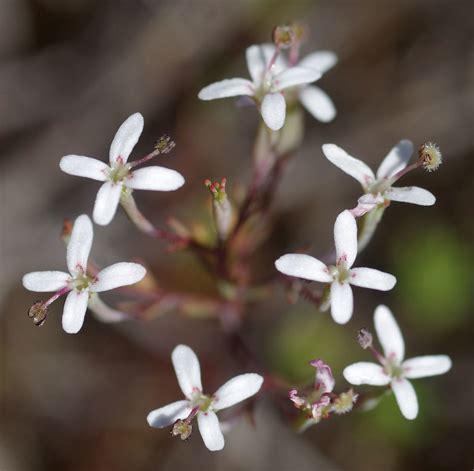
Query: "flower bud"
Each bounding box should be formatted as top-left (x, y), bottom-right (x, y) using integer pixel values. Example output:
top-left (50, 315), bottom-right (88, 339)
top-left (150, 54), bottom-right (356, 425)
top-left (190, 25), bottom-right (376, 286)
top-left (272, 23), bottom-right (304, 49)
top-left (418, 142), bottom-right (442, 172)
top-left (28, 301), bottom-right (49, 326)
top-left (357, 328), bottom-right (373, 349)
top-left (171, 419), bottom-right (193, 440)
top-left (205, 178), bottom-right (234, 241)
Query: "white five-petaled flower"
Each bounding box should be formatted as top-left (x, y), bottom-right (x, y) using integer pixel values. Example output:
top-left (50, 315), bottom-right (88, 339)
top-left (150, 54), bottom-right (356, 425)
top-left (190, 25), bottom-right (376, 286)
top-left (343, 305), bottom-right (452, 420)
top-left (22, 214), bottom-right (146, 334)
top-left (198, 44), bottom-right (324, 131)
top-left (322, 140), bottom-right (436, 216)
top-left (275, 210), bottom-right (396, 324)
top-left (60, 113), bottom-right (185, 226)
top-left (147, 345), bottom-right (264, 451)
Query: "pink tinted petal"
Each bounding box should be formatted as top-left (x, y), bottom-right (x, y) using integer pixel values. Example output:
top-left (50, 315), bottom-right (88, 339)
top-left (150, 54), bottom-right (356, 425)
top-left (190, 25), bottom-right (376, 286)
top-left (172, 345), bottom-right (202, 399)
top-left (126, 166), bottom-right (185, 191)
top-left (109, 112), bottom-right (144, 164)
top-left (330, 281), bottom-right (353, 324)
top-left (274, 66), bottom-right (321, 90)
top-left (334, 210), bottom-right (358, 268)
top-left (374, 305), bottom-right (405, 362)
top-left (212, 373), bottom-right (263, 411)
top-left (198, 78), bottom-right (254, 100)
top-left (22, 271), bottom-right (70, 292)
top-left (67, 214), bottom-right (93, 275)
top-left (391, 378), bottom-right (418, 420)
top-left (62, 290), bottom-right (89, 334)
top-left (350, 268), bottom-right (396, 291)
top-left (147, 400), bottom-right (192, 428)
top-left (197, 411), bottom-right (224, 451)
top-left (343, 362), bottom-right (391, 386)
top-left (275, 254), bottom-right (331, 282)
top-left (93, 182), bottom-right (122, 226)
top-left (298, 51), bottom-right (338, 74)
top-left (91, 262), bottom-right (146, 292)
top-left (310, 359), bottom-right (335, 393)
top-left (299, 85), bottom-right (336, 122)
top-left (376, 140), bottom-right (414, 179)
top-left (385, 186), bottom-right (436, 206)
top-left (403, 355), bottom-right (452, 379)
top-left (59, 155), bottom-right (108, 181)
top-left (322, 144), bottom-right (375, 188)
top-left (87, 293), bottom-right (128, 323)
top-left (261, 92), bottom-right (286, 130)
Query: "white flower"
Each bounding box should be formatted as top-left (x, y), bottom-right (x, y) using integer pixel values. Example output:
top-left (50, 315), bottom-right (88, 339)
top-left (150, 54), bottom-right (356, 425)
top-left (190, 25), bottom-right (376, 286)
top-left (275, 210), bottom-right (396, 324)
top-left (22, 214), bottom-right (146, 334)
top-left (322, 140), bottom-right (436, 215)
top-left (198, 44), bottom-right (322, 131)
top-left (343, 305), bottom-right (452, 420)
top-left (59, 113), bottom-right (185, 226)
top-left (147, 345), bottom-right (263, 451)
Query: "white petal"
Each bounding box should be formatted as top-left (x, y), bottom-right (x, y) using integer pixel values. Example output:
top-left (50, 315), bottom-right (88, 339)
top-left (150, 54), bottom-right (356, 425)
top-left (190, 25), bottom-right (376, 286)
top-left (261, 92), bottom-right (286, 130)
top-left (67, 214), bottom-right (93, 275)
top-left (322, 144), bottom-right (375, 188)
top-left (403, 355), bottom-right (452, 379)
top-left (198, 78), bottom-right (254, 100)
top-left (22, 271), bottom-right (70, 292)
top-left (147, 400), bottom-right (192, 428)
top-left (93, 181), bottom-right (122, 226)
top-left (376, 140), bottom-right (414, 179)
top-left (374, 305), bottom-right (405, 362)
top-left (62, 290), bottom-right (89, 334)
top-left (330, 282), bottom-right (353, 324)
top-left (109, 112), bottom-right (144, 164)
top-left (334, 210), bottom-right (358, 268)
top-left (391, 378), bottom-right (418, 420)
top-left (212, 373), bottom-right (263, 411)
top-left (197, 411), bottom-right (224, 451)
top-left (172, 345), bottom-right (202, 399)
top-left (275, 254), bottom-right (331, 282)
top-left (298, 51), bottom-right (338, 74)
top-left (246, 44), bottom-right (285, 82)
top-left (299, 85), bottom-right (336, 122)
top-left (385, 186), bottom-right (436, 206)
top-left (274, 66), bottom-right (321, 90)
top-left (59, 155), bottom-right (108, 181)
top-left (350, 267), bottom-right (396, 291)
top-left (91, 262), bottom-right (146, 292)
top-left (126, 166), bottom-right (185, 191)
top-left (87, 293), bottom-right (128, 323)
top-left (343, 362), bottom-right (391, 386)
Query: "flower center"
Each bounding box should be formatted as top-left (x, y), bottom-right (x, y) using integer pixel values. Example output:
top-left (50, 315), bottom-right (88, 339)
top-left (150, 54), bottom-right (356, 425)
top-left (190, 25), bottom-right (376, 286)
top-left (71, 273), bottom-right (94, 291)
top-left (190, 392), bottom-right (213, 412)
top-left (328, 263), bottom-right (350, 283)
top-left (367, 178), bottom-right (390, 197)
top-left (108, 163), bottom-right (131, 184)
top-left (383, 357), bottom-right (404, 379)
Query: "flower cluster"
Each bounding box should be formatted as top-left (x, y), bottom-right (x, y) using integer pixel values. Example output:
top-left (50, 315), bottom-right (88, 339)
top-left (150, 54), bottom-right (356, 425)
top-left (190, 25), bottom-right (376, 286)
top-left (289, 359), bottom-right (358, 431)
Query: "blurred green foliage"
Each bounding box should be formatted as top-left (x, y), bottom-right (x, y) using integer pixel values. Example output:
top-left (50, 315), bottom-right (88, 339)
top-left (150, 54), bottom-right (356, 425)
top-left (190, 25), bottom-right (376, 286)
top-left (392, 224), bottom-right (472, 332)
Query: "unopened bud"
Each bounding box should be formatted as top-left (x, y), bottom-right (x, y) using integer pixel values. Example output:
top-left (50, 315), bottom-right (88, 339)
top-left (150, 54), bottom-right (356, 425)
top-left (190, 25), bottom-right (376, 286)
top-left (61, 218), bottom-right (73, 245)
top-left (357, 328), bottom-right (373, 349)
top-left (418, 142), bottom-right (442, 172)
top-left (154, 134), bottom-right (176, 154)
top-left (205, 178), bottom-right (234, 241)
top-left (272, 23), bottom-right (304, 49)
top-left (28, 301), bottom-right (49, 326)
top-left (171, 419), bottom-right (192, 440)
top-left (332, 389), bottom-right (358, 415)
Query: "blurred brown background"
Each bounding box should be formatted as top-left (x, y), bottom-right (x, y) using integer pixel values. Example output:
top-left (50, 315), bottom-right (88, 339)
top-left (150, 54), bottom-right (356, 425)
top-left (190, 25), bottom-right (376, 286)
top-left (1, 0), bottom-right (473, 470)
